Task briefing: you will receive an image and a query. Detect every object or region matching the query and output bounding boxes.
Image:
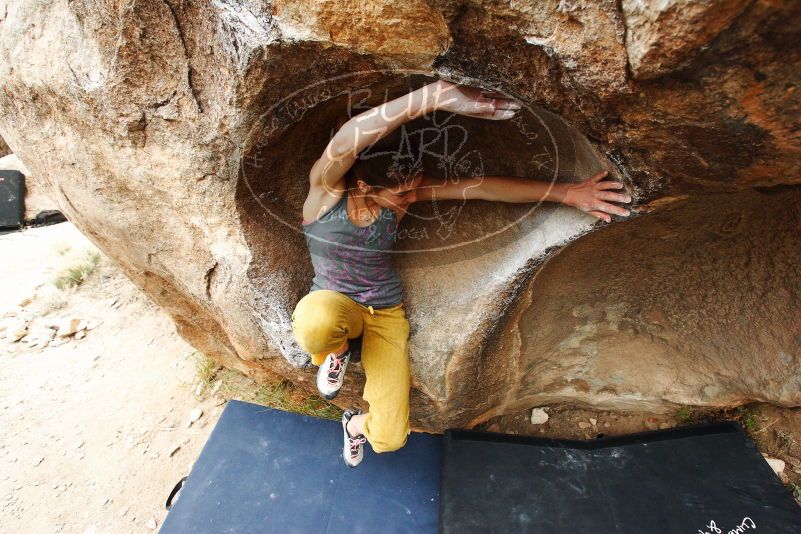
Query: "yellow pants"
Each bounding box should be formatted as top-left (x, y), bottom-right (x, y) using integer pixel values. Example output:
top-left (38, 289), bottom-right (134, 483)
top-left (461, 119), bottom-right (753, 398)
top-left (290, 289), bottom-right (411, 453)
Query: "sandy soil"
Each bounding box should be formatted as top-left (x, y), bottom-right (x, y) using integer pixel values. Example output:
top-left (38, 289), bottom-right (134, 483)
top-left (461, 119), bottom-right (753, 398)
top-left (0, 223), bottom-right (226, 533)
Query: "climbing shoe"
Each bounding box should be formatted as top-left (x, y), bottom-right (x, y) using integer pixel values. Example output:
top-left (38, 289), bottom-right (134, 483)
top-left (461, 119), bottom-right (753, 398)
top-left (342, 409), bottom-right (366, 468)
top-left (316, 348), bottom-right (350, 400)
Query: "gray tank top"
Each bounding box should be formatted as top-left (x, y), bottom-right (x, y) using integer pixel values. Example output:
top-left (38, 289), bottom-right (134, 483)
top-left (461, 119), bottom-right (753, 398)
top-left (302, 192), bottom-right (404, 308)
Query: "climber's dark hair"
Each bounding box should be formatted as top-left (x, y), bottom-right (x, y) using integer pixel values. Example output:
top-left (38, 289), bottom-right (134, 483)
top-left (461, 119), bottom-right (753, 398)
top-left (334, 114), bottom-right (423, 191)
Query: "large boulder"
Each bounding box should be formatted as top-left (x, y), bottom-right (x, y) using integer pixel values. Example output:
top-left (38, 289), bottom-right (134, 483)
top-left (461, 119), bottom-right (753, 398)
top-left (0, 0), bottom-right (799, 431)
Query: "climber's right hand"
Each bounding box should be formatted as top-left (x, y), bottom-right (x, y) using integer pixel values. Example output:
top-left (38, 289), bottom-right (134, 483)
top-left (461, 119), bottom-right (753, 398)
top-left (430, 80), bottom-right (522, 120)
top-left (563, 170), bottom-right (632, 223)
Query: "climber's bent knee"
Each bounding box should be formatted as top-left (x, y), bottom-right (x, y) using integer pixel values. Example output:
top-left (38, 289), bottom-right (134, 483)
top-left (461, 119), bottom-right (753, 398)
top-left (291, 290), bottom-right (365, 365)
top-left (291, 291), bottom-right (348, 356)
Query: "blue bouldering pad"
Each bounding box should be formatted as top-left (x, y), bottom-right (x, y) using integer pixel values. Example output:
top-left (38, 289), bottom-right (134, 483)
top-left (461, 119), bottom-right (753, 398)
top-left (160, 399), bottom-right (441, 534)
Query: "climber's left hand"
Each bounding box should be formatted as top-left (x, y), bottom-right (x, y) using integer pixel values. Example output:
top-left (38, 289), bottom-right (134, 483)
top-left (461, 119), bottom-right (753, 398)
top-left (563, 171), bottom-right (632, 223)
top-left (431, 81), bottom-right (522, 120)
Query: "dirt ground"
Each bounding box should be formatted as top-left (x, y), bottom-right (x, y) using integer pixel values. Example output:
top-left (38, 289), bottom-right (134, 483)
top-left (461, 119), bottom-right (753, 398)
top-left (1, 222), bottom-right (798, 533)
top-left (0, 223), bottom-right (226, 533)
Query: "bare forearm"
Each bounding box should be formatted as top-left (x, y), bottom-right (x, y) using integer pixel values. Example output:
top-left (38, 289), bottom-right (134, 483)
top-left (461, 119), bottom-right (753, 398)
top-left (468, 176), bottom-right (570, 204)
top-left (418, 171), bottom-right (630, 222)
top-left (469, 173), bottom-right (632, 221)
top-left (330, 83), bottom-right (440, 157)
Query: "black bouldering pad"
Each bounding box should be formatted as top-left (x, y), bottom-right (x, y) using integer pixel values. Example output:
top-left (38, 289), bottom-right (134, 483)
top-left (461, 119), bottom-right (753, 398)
top-left (160, 400), bottom-right (441, 534)
top-left (0, 170), bottom-right (24, 229)
top-left (440, 422), bottom-right (801, 533)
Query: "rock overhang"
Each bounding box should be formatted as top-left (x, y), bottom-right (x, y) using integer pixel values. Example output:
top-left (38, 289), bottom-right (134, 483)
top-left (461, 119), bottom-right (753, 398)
top-left (1, 0), bottom-right (800, 431)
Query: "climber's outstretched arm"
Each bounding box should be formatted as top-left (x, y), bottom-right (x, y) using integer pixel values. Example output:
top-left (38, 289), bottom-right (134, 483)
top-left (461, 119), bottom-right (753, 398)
top-left (413, 171), bottom-right (631, 222)
top-left (309, 83), bottom-right (436, 195)
top-left (308, 80), bottom-right (521, 196)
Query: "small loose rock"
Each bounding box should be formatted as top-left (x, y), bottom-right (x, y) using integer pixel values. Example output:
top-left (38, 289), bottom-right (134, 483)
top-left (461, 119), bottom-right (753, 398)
top-left (187, 408), bottom-right (203, 427)
top-left (530, 408), bottom-right (549, 425)
top-left (764, 456), bottom-right (786, 476)
top-left (55, 318), bottom-right (82, 338)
